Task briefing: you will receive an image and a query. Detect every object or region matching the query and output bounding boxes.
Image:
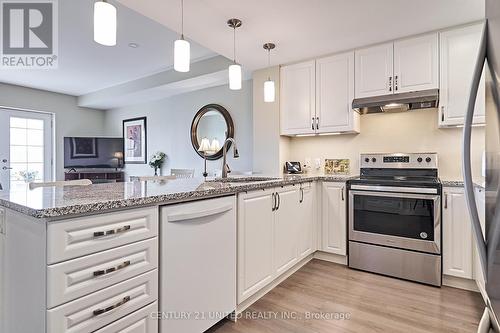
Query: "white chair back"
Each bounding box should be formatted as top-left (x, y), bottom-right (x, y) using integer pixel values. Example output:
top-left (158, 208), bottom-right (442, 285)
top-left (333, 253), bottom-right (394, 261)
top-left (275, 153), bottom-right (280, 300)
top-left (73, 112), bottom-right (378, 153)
top-left (131, 176), bottom-right (176, 182)
top-left (29, 179), bottom-right (92, 190)
top-left (170, 169), bottom-right (195, 179)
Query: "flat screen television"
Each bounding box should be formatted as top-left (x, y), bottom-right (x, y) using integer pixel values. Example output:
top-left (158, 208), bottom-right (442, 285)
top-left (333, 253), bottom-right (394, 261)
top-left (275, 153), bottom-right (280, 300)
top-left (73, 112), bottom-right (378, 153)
top-left (64, 137), bottom-right (124, 169)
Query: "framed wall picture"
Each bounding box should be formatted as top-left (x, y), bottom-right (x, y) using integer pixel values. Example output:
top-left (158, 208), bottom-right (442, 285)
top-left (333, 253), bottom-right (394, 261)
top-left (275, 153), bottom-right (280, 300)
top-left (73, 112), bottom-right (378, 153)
top-left (123, 117), bottom-right (147, 164)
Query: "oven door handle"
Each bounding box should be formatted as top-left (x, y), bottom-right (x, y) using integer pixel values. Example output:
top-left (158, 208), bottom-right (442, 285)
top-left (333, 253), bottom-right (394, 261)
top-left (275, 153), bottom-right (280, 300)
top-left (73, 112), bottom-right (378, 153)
top-left (462, 22), bottom-right (487, 282)
top-left (349, 184), bottom-right (438, 195)
top-left (348, 189), bottom-right (440, 201)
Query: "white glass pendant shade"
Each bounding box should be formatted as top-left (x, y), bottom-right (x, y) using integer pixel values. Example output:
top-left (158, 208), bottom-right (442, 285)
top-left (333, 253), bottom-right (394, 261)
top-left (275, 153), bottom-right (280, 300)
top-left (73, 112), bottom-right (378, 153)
top-left (174, 38), bottom-right (190, 72)
top-left (264, 79), bottom-right (275, 103)
top-left (94, 1), bottom-right (117, 46)
top-left (229, 64), bottom-right (242, 90)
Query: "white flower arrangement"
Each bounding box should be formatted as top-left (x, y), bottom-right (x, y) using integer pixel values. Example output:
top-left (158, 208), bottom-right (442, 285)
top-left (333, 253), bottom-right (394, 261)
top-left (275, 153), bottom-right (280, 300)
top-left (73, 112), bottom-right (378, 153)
top-left (149, 152), bottom-right (167, 175)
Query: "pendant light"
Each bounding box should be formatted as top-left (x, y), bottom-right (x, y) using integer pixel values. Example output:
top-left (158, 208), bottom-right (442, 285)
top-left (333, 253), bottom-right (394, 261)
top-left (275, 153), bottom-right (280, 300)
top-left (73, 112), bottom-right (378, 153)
top-left (174, 0), bottom-right (190, 72)
top-left (94, 0), bottom-right (117, 46)
top-left (227, 18), bottom-right (242, 90)
top-left (263, 43), bottom-right (276, 103)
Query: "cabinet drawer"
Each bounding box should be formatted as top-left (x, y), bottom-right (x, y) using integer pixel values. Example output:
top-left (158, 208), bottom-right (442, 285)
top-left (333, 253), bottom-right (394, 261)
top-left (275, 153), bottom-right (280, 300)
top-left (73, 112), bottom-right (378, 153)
top-left (47, 270), bottom-right (158, 333)
top-left (47, 207), bottom-right (158, 264)
top-left (47, 238), bottom-right (158, 308)
top-left (94, 302), bottom-right (158, 333)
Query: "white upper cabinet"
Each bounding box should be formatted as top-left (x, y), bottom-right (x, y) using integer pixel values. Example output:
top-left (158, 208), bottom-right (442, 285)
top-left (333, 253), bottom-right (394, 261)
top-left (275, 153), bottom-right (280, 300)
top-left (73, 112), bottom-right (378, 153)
top-left (439, 23), bottom-right (485, 127)
top-left (393, 33), bottom-right (439, 93)
top-left (354, 43), bottom-right (394, 98)
top-left (316, 52), bottom-right (360, 133)
top-left (280, 60), bottom-right (316, 135)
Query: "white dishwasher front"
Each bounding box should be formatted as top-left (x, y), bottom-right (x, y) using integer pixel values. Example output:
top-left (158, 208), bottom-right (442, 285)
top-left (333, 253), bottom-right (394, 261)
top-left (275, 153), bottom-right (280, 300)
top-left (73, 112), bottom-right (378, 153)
top-left (160, 196), bottom-right (236, 333)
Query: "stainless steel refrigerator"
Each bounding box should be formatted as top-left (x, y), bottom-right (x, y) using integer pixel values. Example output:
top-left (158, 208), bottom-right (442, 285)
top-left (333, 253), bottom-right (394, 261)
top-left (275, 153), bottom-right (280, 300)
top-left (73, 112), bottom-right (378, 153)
top-left (465, 1), bottom-right (500, 331)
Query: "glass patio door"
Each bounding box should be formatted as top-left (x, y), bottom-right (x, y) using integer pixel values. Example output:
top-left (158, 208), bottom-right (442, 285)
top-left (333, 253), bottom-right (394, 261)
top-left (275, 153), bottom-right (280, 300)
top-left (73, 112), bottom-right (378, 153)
top-left (0, 108), bottom-right (53, 191)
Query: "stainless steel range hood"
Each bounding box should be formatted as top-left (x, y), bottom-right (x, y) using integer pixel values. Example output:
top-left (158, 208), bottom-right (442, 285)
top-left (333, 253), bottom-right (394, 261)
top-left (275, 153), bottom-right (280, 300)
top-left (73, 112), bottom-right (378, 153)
top-left (352, 89), bottom-right (439, 114)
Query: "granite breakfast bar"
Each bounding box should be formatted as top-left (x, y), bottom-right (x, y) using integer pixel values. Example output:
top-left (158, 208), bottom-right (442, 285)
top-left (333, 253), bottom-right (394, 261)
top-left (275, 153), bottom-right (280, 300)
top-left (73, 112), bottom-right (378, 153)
top-left (0, 175), bottom-right (352, 333)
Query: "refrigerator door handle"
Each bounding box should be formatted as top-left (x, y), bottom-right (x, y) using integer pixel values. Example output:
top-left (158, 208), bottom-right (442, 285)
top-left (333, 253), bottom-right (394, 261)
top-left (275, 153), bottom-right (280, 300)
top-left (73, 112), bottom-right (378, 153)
top-left (462, 22), bottom-right (487, 282)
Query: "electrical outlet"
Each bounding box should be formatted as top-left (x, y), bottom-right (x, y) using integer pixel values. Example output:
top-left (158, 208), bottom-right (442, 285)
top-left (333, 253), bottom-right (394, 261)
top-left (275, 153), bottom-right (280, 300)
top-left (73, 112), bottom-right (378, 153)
top-left (0, 208), bottom-right (5, 235)
top-left (314, 158), bottom-right (322, 170)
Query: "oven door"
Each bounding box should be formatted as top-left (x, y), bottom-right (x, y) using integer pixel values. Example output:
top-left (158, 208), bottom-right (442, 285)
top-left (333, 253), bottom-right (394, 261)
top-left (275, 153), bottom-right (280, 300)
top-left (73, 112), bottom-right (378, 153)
top-left (349, 188), bottom-right (441, 254)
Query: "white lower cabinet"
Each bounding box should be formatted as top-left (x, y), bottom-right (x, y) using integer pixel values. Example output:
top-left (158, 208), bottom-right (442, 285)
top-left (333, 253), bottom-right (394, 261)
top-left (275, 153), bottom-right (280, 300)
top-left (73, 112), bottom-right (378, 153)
top-left (443, 187), bottom-right (473, 279)
top-left (237, 183), bottom-right (316, 304)
top-left (274, 186), bottom-right (301, 275)
top-left (238, 188), bottom-right (276, 303)
top-left (297, 183), bottom-right (315, 260)
top-left (321, 182), bottom-right (347, 255)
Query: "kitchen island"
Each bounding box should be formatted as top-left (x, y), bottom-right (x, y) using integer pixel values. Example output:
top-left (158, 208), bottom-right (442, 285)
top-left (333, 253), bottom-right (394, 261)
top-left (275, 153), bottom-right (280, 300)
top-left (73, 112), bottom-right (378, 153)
top-left (0, 175), bottom-right (352, 333)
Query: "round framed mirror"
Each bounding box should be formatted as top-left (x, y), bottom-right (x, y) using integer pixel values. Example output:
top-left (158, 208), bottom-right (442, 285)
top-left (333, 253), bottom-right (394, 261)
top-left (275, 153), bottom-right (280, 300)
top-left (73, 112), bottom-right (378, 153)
top-left (191, 104), bottom-right (234, 160)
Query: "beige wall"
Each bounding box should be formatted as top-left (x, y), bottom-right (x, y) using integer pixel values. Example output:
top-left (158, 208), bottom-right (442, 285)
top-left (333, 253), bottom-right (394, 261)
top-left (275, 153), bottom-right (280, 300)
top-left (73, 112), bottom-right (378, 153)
top-left (288, 108), bottom-right (485, 182)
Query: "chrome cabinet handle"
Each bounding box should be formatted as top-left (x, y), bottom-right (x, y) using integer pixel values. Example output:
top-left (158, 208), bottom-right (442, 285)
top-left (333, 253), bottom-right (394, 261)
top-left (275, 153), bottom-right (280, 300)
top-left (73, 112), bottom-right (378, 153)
top-left (388, 77), bottom-right (392, 92)
top-left (272, 193), bottom-right (276, 211)
top-left (93, 260), bottom-right (131, 277)
top-left (441, 106), bottom-right (445, 122)
top-left (462, 22), bottom-right (487, 281)
top-left (316, 117), bottom-right (319, 130)
top-left (276, 193), bottom-right (280, 210)
top-left (299, 188), bottom-right (304, 203)
top-left (311, 117), bottom-right (315, 130)
top-left (93, 225), bottom-right (131, 238)
top-left (444, 193), bottom-right (448, 209)
top-left (341, 186), bottom-right (345, 201)
top-left (2, 166), bottom-right (12, 170)
top-left (93, 296), bottom-right (131, 316)
top-left (395, 75), bottom-right (398, 91)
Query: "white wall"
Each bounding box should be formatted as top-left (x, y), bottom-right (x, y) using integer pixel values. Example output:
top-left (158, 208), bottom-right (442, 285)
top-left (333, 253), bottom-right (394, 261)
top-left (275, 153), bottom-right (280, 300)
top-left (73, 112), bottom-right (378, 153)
top-left (0, 83), bottom-right (106, 180)
top-left (288, 108), bottom-right (485, 182)
top-left (103, 81), bottom-right (253, 178)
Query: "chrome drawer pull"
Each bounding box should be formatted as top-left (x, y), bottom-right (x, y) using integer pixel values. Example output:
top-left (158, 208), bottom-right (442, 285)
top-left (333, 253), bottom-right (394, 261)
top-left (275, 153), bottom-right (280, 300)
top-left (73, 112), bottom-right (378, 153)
top-left (93, 296), bottom-right (131, 316)
top-left (93, 260), bottom-right (131, 277)
top-left (93, 225), bottom-right (131, 238)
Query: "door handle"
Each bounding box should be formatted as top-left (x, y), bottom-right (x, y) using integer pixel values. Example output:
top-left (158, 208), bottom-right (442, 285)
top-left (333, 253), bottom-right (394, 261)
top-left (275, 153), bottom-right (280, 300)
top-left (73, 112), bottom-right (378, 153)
top-left (299, 188), bottom-right (304, 203)
top-left (444, 193), bottom-right (448, 209)
top-left (311, 117), bottom-right (315, 131)
top-left (272, 192), bottom-right (276, 211)
top-left (1, 159), bottom-right (7, 163)
top-left (441, 106), bottom-right (445, 122)
top-left (341, 186), bottom-right (345, 201)
top-left (388, 76), bottom-right (392, 92)
top-left (93, 225), bottom-right (131, 238)
top-left (462, 22), bottom-right (487, 281)
top-left (316, 117), bottom-right (319, 130)
top-left (2, 166), bottom-right (12, 170)
top-left (394, 75), bottom-right (398, 91)
top-left (93, 260), bottom-right (131, 277)
top-left (276, 193), bottom-right (280, 210)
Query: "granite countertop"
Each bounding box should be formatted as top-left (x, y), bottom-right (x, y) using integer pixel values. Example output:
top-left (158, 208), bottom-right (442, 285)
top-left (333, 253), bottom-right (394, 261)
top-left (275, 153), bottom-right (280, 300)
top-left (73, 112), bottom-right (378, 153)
top-left (0, 174), bottom-right (356, 219)
top-left (441, 180), bottom-right (485, 189)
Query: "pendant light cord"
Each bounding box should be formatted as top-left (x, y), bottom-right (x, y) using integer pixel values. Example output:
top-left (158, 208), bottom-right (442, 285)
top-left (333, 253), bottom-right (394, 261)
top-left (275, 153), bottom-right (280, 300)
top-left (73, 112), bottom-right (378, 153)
top-left (233, 26), bottom-right (236, 63)
top-left (181, 0), bottom-right (184, 39)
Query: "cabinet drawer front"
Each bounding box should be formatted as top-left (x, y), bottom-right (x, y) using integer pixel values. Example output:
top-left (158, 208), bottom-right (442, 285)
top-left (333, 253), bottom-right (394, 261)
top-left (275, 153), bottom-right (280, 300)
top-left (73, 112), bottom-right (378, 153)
top-left (47, 207), bottom-right (158, 264)
top-left (47, 270), bottom-right (158, 333)
top-left (94, 302), bottom-right (158, 333)
top-left (47, 238), bottom-right (158, 308)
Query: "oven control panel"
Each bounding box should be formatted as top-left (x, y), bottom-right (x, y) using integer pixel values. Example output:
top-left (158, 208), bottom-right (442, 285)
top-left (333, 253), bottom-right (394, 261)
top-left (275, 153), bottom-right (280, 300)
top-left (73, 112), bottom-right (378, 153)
top-left (360, 153), bottom-right (438, 169)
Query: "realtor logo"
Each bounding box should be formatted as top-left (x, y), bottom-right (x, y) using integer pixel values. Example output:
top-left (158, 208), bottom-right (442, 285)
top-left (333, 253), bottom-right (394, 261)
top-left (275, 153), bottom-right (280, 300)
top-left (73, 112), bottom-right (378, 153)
top-left (1, 0), bottom-right (58, 68)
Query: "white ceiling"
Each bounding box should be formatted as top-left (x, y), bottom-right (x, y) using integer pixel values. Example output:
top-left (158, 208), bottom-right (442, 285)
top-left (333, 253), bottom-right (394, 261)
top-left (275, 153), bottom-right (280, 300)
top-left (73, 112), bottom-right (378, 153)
top-left (117, 0), bottom-right (485, 70)
top-left (0, 0), bottom-right (215, 96)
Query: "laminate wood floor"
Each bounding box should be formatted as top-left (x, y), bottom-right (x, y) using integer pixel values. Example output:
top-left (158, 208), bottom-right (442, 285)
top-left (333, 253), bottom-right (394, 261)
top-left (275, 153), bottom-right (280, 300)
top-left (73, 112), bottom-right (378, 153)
top-left (208, 259), bottom-right (484, 333)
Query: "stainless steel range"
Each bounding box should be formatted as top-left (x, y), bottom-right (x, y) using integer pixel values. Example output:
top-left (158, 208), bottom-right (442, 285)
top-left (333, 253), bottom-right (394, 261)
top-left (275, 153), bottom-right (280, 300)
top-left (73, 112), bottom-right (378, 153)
top-left (347, 153), bottom-right (442, 286)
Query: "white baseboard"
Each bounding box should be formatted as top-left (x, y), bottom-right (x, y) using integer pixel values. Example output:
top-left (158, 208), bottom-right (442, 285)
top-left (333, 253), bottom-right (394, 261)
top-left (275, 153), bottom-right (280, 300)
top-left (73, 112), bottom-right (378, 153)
top-left (443, 274), bottom-right (480, 292)
top-left (313, 251), bottom-right (347, 265)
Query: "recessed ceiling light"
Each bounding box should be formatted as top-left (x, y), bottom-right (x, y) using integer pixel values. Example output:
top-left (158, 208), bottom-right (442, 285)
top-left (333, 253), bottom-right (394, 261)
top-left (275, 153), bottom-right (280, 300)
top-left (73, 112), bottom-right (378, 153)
top-left (128, 43), bottom-right (139, 48)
